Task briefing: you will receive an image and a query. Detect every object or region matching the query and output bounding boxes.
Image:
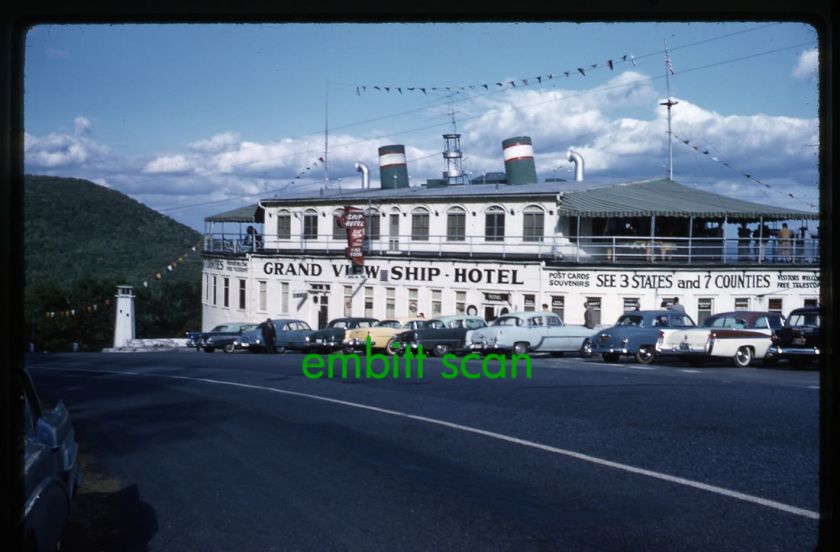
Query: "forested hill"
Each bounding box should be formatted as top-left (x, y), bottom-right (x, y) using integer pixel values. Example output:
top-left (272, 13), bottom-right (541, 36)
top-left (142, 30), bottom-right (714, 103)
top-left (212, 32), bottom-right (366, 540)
top-left (24, 175), bottom-right (203, 286)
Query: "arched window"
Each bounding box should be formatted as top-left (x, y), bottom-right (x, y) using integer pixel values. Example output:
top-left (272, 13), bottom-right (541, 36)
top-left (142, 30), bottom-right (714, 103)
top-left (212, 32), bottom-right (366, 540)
top-left (411, 207), bottom-right (430, 241)
top-left (365, 208), bottom-right (381, 241)
top-left (523, 205), bottom-right (545, 242)
top-left (485, 205), bottom-right (505, 242)
top-left (302, 209), bottom-right (318, 240)
top-left (276, 209), bottom-right (291, 240)
top-left (332, 208), bottom-right (345, 240)
top-left (446, 206), bottom-right (466, 241)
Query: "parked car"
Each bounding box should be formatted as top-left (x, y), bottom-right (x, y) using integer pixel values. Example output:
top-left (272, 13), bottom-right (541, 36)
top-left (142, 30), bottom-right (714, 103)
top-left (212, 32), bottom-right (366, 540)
top-left (393, 315), bottom-right (487, 357)
top-left (197, 322), bottom-right (259, 353)
top-left (234, 319), bottom-right (315, 353)
top-left (22, 368), bottom-right (81, 552)
top-left (185, 330), bottom-right (202, 349)
top-left (308, 317), bottom-right (379, 353)
top-left (767, 306), bottom-right (821, 368)
top-left (345, 318), bottom-right (428, 355)
top-left (657, 311), bottom-right (785, 367)
top-left (591, 310), bottom-right (696, 364)
top-left (465, 311), bottom-right (597, 356)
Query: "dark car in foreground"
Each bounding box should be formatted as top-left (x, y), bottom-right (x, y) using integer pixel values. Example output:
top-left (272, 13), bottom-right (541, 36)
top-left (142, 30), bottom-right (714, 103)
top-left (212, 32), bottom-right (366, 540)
top-left (767, 306), bottom-right (821, 368)
top-left (235, 319), bottom-right (315, 353)
top-left (591, 310), bottom-right (696, 364)
top-left (308, 317), bottom-right (379, 353)
top-left (198, 322), bottom-right (259, 353)
top-left (23, 368), bottom-right (81, 552)
top-left (394, 315), bottom-right (487, 357)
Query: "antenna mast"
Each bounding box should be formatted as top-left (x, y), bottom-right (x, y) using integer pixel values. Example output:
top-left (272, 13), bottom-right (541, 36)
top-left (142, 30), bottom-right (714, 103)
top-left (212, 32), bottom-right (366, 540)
top-left (324, 81), bottom-right (330, 190)
top-left (659, 40), bottom-right (678, 180)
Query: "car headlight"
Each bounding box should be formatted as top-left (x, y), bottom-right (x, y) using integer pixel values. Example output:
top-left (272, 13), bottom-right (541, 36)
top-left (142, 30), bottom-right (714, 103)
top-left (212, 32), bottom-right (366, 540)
top-left (304, 336), bottom-right (310, 343)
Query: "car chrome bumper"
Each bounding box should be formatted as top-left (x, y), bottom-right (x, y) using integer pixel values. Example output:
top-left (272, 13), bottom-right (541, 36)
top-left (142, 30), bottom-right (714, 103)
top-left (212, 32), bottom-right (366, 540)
top-left (767, 345), bottom-right (820, 358)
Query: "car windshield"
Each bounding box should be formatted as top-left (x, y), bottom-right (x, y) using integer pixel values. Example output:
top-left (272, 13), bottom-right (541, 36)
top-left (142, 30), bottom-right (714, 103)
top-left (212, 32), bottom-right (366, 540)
top-left (789, 313), bottom-right (820, 327)
top-left (617, 315), bottom-right (643, 327)
top-left (493, 316), bottom-right (522, 327)
top-left (211, 325), bottom-right (229, 332)
top-left (376, 320), bottom-right (401, 329)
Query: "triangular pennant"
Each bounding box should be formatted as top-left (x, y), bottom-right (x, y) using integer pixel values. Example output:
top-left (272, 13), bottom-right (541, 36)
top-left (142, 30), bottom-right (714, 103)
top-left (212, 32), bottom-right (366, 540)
top-left (577, 68), bottom-right (585, 76)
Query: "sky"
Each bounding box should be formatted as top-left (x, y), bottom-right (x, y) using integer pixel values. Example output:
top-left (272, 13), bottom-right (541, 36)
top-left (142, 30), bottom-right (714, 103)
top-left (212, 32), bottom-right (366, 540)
top-left (23, 22), bottom-right (820, 232)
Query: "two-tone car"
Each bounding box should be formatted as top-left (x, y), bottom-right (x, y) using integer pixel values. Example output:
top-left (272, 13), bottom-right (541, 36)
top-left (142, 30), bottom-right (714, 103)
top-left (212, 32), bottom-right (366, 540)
top-left (465, 311), bottom-right (597, 356)
top-left (656, 311), bottom-right (785, 367)
top-left (767, 306), bottom-right (821, 368)
top-left (590, 310), bottom-right (696, 364)
top-left (393, 315), bottom-right (487, 357)
top-left (234, 318), bottom-right (315, 353)
top-left (197, 322), bottom-right (259, 353)
top-left (308, 317), bottom-right (379, 353)
top-left (344, 318), bottom-right (428, 355)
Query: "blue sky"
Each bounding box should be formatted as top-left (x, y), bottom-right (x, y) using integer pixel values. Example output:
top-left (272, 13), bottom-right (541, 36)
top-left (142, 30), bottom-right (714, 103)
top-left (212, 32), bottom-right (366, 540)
top-left (24, 22), bottom-right (819, 231)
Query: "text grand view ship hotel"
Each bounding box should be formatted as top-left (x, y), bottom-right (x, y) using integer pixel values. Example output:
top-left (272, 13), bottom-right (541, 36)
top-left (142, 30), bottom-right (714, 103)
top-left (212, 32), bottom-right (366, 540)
top-left (200, 131), bottom-right (820, 331)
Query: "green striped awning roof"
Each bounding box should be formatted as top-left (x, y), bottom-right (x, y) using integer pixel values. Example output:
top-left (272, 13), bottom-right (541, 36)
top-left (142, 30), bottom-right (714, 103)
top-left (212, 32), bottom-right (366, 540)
top-left (555, 179), bottom-right (818, 219)
top-left (204, 204), bottom-right (261, 223)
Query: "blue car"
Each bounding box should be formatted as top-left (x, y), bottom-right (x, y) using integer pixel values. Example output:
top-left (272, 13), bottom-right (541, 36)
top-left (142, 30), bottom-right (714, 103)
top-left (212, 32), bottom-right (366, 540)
top-left (590, 310), bottom-right (696, 364)
top-left (235, 318), bottom-right (315, 353)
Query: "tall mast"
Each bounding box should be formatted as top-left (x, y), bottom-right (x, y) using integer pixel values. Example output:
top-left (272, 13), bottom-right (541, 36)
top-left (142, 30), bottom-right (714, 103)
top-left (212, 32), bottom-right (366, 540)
top-left (659, 40), bottom-right (678, 180)
top-left (324, 81), bottom-right (330, 189)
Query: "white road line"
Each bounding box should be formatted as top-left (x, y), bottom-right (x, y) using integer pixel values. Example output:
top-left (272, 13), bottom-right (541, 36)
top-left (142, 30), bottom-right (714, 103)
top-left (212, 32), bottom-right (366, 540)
top-left (626, 365), bottom-right (655, 370)
top-left (808, 385), bottom-right (820, 390)
top-left (48, 367), bottom-right (819, 521)
top-left (680, 369), bottom-right (701, 374)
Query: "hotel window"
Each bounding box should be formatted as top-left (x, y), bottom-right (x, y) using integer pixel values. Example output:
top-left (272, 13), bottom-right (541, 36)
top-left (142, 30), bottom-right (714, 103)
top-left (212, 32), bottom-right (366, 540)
top-left (803, 298), bottom-right (818, 307)
top-left (697, 298), bottom-right (713, 325)
top-left (446, 207), bottom-right (466, 241)
top-left (734, 297), bottom-right (750, 311)
top-left (585, 297), bottom-right (602, 326)
top-left (281, 282), bottom-right (289, 313)
top-left (522, 205), bottom-right (545, 242)
top-left (485, 205), bottom-right (505, 242)
top-left (332, 209), bottom-right (346, 240)
top-left (455, 291), bottom-right (466, 314)
top-left (408, 288), bottom-right (418, 314)
top-left (344, 285), bottom-right (353, 317)
top-left (258, 281), bottom-right (267, 312)
top-left (276, 210), bottom-right (291, 240)
top-left (551, 296), bottom-right (565, 321)
top-left (238, 279), bottom-right (246, 310)
top-left (365, 286), bottom-right (374, 317)
top-left (365, 208), bottom-right (381, 241)
top-left (411, 207), bottom-right (430, 241)
top-left (303, 209), bottom-right (319, 240)
top-left (768, 298), bottom-right (783, 314)
top-left (386, 287), bottom-right (396, 318)
top-left (223, 277), bottom-right (230, 308)
top-left (212, 276), bottom-right (217, 305)
top-left (623, 297), bottom-right (640, 312)
top-left (431, 289), bottom-right (442, 317)
top-left (204, 274), bottom-right (209, 303)
top-left (523, 294), bottom-right (536, 311)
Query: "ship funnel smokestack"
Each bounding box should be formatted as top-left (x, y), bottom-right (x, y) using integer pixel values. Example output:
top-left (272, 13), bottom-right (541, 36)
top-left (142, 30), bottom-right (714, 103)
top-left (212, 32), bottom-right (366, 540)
top-left (568, 150), bottom-right (584, 181)
top-left (502, 136), bottom-right (538, 185)
top-left (378, 145), bottom-right (409, 189)
top-left (355, 162), bottom-right (369, 189)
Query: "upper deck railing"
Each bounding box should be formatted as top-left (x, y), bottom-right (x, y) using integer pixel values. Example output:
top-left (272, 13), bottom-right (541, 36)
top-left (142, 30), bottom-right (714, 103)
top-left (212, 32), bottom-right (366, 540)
top-left (203, 232), bottom-right (820, 265)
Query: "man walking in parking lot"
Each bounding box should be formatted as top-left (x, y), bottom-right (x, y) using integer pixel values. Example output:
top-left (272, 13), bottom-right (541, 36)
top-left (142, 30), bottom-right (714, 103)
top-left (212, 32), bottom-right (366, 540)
top-left (259, 318), bottom-right (277, 354)
top-left (670, 297), bottom-right (686, 314)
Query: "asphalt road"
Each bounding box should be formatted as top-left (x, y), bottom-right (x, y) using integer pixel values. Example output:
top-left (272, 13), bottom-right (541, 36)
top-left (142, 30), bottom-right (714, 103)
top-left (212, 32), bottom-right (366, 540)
top-left (26, 351), bottom-right (819, 551)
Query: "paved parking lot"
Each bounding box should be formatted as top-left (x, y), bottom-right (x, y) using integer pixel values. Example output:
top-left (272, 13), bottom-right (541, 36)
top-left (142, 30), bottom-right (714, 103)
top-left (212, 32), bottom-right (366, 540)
top-left (28, 351), bottom-right (819, 551)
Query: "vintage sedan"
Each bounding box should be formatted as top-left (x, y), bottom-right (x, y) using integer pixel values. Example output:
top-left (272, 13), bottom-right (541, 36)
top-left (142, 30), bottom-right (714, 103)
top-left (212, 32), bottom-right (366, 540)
top-left (768, 306), bottom-right (821, 368)
top-left (345, 318), bottom-right (427, 355)
top-left (197, 322), bottom-right (259, 353)
top-left (23, 368), bottom-right (81, 552)
top-left (234, 318), bottom-right (314, 353)
top-left (308, 317), bottom-right (379, 353)
top-left (393, 315), bottom-right (487, 357)
top-left (465, 311), bottom-right (597, 356)
top-left (657, 311), bottom-right (785, 367)
top-left (591, 310), bottom-right (696, 364)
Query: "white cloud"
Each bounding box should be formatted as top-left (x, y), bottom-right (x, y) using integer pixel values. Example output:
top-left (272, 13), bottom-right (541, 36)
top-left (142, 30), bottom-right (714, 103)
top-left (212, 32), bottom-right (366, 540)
top-left (24, 119), bottom-right (110, 169)
top-left (188, 132), bottom-right (240, 153)
top-left (792, 49), bottom-right (818, 81)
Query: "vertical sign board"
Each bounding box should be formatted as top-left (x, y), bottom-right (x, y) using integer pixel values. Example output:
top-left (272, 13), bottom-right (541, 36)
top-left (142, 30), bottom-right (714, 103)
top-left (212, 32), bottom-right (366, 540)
top-left (337, 205), bottom-right (366, 266)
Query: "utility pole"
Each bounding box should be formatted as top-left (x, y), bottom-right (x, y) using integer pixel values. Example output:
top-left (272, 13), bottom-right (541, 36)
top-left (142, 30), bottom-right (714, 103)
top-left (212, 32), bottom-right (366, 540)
top-left (659, 39), bottom-right (678, 180)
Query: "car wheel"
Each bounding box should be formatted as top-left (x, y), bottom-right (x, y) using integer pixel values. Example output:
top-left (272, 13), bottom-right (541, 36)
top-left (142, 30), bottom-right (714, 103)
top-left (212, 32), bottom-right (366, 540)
top-left (602, 352), bottom-right (620, 363)
top-left (341, 345), bottom-right (355, 355)
top-left (433, 343), bottom-right (451, 357)
top-left (635, 345), bottom-right (655, 364)
top-left (733, 346), bottom-right (753, 368)
top-left (385, 338), bottom-right (401, 356)
top-left (512, 342), bottom-right (529, 356)
top-left (275, 345), bottom-right (286, 354)
top-left (223, 343), bottom-right (236, 353)
top-left (203, 346), bottom-right (215, 353)
top-left (579, 338), bottom-right (593, 358)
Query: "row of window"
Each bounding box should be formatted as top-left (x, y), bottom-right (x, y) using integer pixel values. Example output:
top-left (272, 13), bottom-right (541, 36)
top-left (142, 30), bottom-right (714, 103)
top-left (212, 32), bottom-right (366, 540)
top-left (275, 205), bottom-right (546, 242)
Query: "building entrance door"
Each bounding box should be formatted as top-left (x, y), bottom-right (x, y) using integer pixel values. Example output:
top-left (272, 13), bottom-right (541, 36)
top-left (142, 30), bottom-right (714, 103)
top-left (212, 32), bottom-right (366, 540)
top-left (318, 295), bottom-right (329, 329)
top-left (389, 213), bottom-right (400, 251)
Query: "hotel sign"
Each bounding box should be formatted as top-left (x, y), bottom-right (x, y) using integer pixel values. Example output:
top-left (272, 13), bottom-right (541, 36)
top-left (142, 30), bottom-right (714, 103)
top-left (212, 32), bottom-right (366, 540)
top-left (336, 205), bottom-right (366, 266)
